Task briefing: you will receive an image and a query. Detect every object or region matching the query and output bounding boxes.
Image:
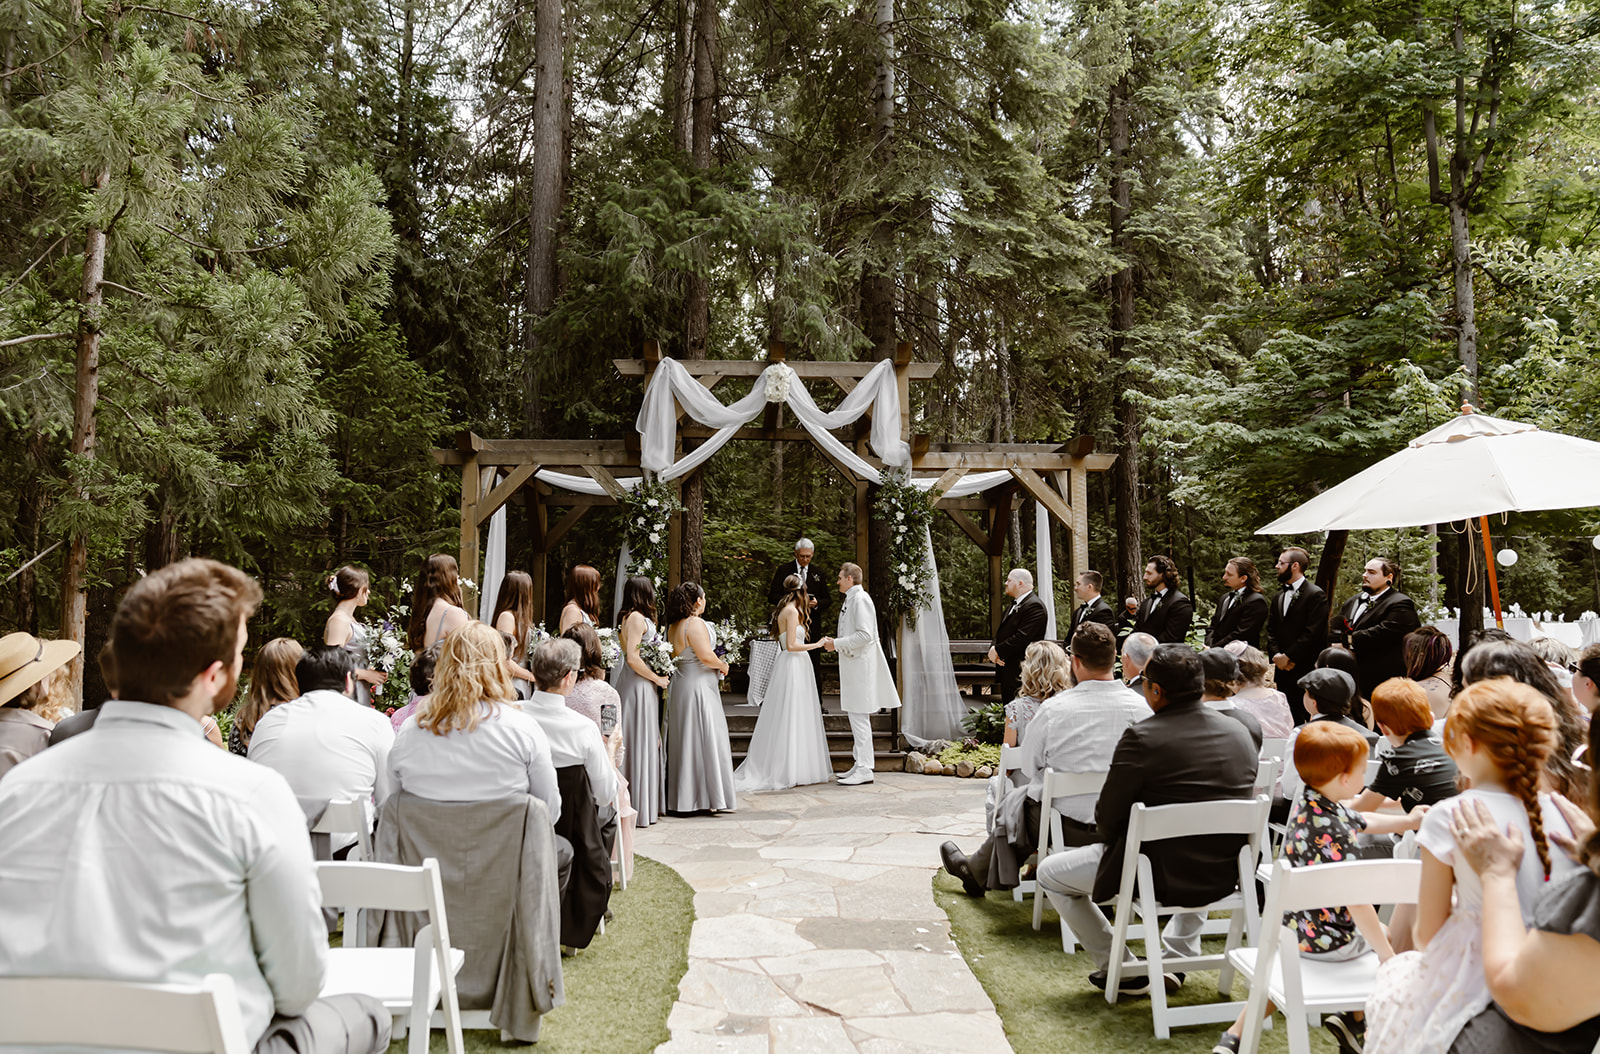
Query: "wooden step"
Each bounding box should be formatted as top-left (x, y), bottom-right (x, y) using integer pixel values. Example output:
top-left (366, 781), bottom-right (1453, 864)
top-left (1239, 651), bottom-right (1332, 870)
top-left (720, 700), bottom-right (904, 772)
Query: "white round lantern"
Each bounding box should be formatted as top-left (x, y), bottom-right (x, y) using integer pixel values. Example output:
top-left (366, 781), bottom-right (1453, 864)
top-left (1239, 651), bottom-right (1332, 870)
top-left (1496, 548), bottom-right (1518, 567)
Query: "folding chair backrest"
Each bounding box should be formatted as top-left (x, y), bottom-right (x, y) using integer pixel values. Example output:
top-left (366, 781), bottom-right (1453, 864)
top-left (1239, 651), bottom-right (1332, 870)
top-left (1365, 757), bottom-right (1381, 787)
top-left (1259, 737), bottom-right (1289, 761)
top-left (313, 798), bottom-right (373, 860)
top-left (1253, 757), bottom-right (1281, 798)
top-left (1260, 858), bottom-right (1422, 917)
top-left (999, 744), bottom-right (1024, 780)
top-left (1129, 795), bottom-right (1272, 845)
top-left (317, 859), bottom-right (452, 951)
top-left (0, 972), bottom-right (250, 1053)
top-left (1040, 768), bottom-right (1106, 801)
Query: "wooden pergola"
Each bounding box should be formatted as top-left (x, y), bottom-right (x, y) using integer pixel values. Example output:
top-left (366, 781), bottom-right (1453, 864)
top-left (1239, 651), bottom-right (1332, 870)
top-left (432, 343), bottom-right (1115, 627)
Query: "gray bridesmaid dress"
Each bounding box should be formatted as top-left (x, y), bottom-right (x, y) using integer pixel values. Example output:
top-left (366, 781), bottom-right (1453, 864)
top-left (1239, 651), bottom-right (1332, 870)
top-left (665, 629), bottom-right (737, 814)
top-left (616, 620), bottom-right (665, 827)
top-left (345, 619), bottom-right (374, 707)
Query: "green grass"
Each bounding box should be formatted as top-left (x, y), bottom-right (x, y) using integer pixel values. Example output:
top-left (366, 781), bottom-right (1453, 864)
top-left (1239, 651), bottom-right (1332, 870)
top-left (387, 855), bottom-right (694, 1052)
top-left (933, 871), bottom-right (1339, 1053)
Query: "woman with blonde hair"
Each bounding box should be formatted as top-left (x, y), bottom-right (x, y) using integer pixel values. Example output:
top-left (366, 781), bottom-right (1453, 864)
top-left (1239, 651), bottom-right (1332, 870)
top-left (387, 622), bottom-right (559, 821)
top-left (0, 631), bottom-right (81, 779)
top-left (1005, 640), bottom-right (1070, 747)
top-left (229, 637), bottom-right (303, 756)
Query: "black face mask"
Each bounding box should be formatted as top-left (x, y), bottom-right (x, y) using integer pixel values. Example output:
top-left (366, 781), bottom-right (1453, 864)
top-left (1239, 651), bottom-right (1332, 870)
top-left (1277, 569), bottom-right (1293, 585)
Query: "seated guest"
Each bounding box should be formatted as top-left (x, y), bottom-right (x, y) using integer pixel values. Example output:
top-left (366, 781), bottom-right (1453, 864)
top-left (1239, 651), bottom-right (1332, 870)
top-left (562, 621), bottom-right (634, 883)
top-left (1459, 638), bottom-right (1590, 804)
top-left (48, 642), bottom-right (115, 746)
top-left (229, 637), bottom-right (302, 755)
top-left (1351, 678), bottom-right (1459, 815)
top-left (388, 641), bottom-right (440, 731)
top-left (1199, 647), bottom-right (1264, 751)
top-left (1318, 644), bottom-right (1373, 727)
top-left (1225, 643), bottom-right (1294, 739)
top-left (1121, 631), bottom-right (1157, 688)
top-left (1279, 667), bottom-right (1380, 804)
top-left (0, 558), bottom-right (390, 1054)
top-left (0, 631), bottom-right (80, 779)
top-left (1403, 625), bottom-right (1455, 722)
top-left (1531, 637), bottom-right (1579, 701)
top-left (521, 638), bottom-right (618, 817)
top-left (388, 621), bottom-right (560, 824)
top-left (1006, 640), bottom-right (1072, 748)
top-left (249, 645), bottom-right (395, 855)
top-left (1034, 644), bottom-right (1258, 995)
top-left (941, 623), bottom-right (1148, 895)
top-left (1574, 643), bottom-right (1600, 716)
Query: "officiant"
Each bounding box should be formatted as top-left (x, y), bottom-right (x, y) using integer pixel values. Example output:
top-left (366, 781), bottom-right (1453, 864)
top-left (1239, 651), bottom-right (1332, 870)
top-left (767, 538), bottom-right (832, 685)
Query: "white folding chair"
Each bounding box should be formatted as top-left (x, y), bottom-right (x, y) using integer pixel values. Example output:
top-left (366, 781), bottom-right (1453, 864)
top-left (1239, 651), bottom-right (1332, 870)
top-left (317, 859), bottom-right (466, 1054)
top-left (1253, 757), bottom-right (1282, 799)
top-left (0, 972), bottom-right (250, 1053)
top-left (999, 745), bottom-right (1032, 907)
top-left (313, 798), bottom-right (374, 862)
top-left (1259, 737), bottom-right (1289, 762)
top-left (1031, 769), bottom-right (1109, 951)
top-left (1232, 859), bottom-right (1422, 1054)
top-left (1104, 795), bottom-right (1272, 1039)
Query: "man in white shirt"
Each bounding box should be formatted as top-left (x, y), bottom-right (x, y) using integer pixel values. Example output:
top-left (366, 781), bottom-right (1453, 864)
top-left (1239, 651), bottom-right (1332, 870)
top-left (0, 558), bottom-right (389, 1054)
top-left (249, 645), bottom-right (395, 856)
top-left (940, 622), bottom-right (1148, 895)
top-left (522, 638), bottom-right (617, 818)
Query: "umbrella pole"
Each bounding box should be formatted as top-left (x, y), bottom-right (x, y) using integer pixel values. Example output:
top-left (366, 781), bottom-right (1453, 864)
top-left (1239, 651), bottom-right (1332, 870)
top-left (1479, 515), bottom-right (1504, 629)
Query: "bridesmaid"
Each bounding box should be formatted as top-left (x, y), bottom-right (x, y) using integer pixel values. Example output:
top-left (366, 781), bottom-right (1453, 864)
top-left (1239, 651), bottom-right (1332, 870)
top-left (324, 566), bottom-right (387, 705)
top-left (559, 564), bottom-right (602, 633)
top-left (491, 570), bottom-right (538, 698)
top-left (616, 575), bottom-right (669, 827)
top-left (407, 554), bottom-right (471, 653)
top-left (664, 582), bottom-right (736, 815)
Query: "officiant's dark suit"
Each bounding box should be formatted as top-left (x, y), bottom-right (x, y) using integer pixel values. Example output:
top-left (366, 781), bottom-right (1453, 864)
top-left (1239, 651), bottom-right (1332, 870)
top-left (1331, 581), bottom-right (1421, 699)
top-left (767, 552), bottom-right (832, 682)
top-left (1205, 588), bottom-right (1268, 649)
top-left (993, 589), bottom-right (1049, 703)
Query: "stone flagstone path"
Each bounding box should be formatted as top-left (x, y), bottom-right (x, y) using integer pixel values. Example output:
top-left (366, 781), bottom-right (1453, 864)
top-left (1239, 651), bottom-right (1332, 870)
top-left (634, 772), bottom-right (1015, 1054)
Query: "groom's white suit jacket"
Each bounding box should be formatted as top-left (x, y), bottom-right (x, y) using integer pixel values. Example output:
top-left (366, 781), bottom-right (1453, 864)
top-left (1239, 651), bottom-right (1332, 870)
top-left (835, 584), bottom-right (901, 715)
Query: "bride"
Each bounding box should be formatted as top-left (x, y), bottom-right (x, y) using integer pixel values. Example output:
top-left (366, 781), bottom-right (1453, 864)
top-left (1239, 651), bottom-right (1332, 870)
top-left (735, 574), bottom-right (834, 791)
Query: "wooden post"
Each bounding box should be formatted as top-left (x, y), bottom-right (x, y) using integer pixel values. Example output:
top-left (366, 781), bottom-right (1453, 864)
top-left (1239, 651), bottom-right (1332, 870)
top-left (855, 479), bottom-right (870, 581)
top-left (456, 432), bottom-right (484, 592)
top-left (669, 478), bottom-right (684, 590)
top-left (530, 488), bottom-right (549, 625)
top-left (1479, 515), bottom-right (1505, 628)
top-left (894, 341), bottom-right (913, 442)
top-left (987, 489), bottom-right (1012, 633)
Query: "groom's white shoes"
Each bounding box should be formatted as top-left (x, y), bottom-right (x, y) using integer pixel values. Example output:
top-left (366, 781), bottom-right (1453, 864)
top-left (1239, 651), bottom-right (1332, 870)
top-left (837, 767), bottom-right (874, 786)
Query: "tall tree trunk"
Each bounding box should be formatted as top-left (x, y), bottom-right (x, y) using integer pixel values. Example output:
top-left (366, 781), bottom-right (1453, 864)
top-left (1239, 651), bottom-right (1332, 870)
top-left (1107, 70), bottom-right (1142, 604)
top-left (671, 0), bottom-right (694, 155)
top-left (522, 0), bottom-right (563, 437)
top-left (860, 0), bottom-right (896, 360)
top-left (1456, 524), bottom-right (1485, 638)
top-left (678, 0), bottom-right (716, 584)
top-left (1314, 529), bottom-right (1347, 599)
top-left (994, 319), bottom-right (1022, 562)
top-left (1446, 196), bottom-right (1477, 394)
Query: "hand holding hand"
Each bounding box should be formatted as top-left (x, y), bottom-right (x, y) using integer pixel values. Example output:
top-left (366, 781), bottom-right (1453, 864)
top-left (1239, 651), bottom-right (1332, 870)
top-left (1452, 797), bottom-right (1524, 879)
top-left (822, 637), bottom-right (835, 653)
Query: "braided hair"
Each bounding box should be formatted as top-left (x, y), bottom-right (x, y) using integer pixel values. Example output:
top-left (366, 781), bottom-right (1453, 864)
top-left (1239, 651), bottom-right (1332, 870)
top-left (1445, 678), bottom-right (1559, 878)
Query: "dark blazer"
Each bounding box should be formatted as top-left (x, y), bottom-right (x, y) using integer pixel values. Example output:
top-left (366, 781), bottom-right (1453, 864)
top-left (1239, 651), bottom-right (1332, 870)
top-left (1205, 589), bottom-right (1269, 649)
top-left (766, 560), bottom-right (832, 625)
top-left (553, 764), bottom-right (613, 950)
top-left (1069, 596), bottom-right (1118, 636)
top-left (994, 592), bottom-right (1050, 667)
top-left (1265, 579), bottom-right (1329, 679)
top-left (1123, 588), bottom-right (1194, 645)
top-left (1331, 589), bottom-right (1422, 698)
top-left (1092, 697), bottom-right (1258, 905)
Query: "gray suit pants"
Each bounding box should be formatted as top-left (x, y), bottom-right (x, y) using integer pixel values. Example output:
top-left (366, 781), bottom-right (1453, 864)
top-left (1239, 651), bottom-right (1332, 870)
top-left (255, 994), bottom-right (391, 1054)
top-left (1035, 843), bottom-right (1205, 972)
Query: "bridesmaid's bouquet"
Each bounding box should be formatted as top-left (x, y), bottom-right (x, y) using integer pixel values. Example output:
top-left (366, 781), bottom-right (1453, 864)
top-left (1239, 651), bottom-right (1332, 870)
top-left (639, 632), bottom-right (678, 679)
top-left (371, 614), bottom-right (412, 701)
top-left (595, 627), bottom-right (623, 670)
top-left (711, 618), bottom-right (753, 665)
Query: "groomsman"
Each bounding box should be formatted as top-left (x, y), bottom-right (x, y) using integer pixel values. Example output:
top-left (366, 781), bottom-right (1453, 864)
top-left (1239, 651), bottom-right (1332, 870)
top-left (1069, 572), bottom-right (1118, 635)
top-left (767, 537), bottom-right (832, 683)
top-left (1330, 557), bottom-right (1422, 698)
top-left (989, 569), bottom-right (1049, 703)
top-left (1120, 555), bottom-right (1193, 645)
top-left (1265, 546), bottom-right (1329, 725)
top-left (1204, 557), bottom-right (1269, 649)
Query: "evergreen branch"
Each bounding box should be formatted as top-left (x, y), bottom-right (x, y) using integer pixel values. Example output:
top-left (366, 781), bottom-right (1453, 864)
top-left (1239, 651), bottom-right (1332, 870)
top-left (151, 224), bottom-right (289, 254)
top-left (99, 280), bottom-right (151, 300)
top-left (0, 235), bottom-right (69, 300)
top-left (4, 32), bottom-right (89, 79)
top-left (0, 332), bottom-right (72, 349)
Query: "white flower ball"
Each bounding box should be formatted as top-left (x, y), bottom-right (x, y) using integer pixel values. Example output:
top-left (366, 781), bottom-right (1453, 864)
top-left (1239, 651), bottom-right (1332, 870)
top-left (649, 532), bottom-right (660, 543)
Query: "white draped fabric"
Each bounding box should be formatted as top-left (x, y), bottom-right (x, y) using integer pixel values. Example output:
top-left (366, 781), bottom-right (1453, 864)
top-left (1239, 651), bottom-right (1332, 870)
top-left (1035, 501), bottom-right (1056, 639)
top-left (899, 524), bottom-right (967, 740)
top-left (478, 501), bottom-right (507, 623)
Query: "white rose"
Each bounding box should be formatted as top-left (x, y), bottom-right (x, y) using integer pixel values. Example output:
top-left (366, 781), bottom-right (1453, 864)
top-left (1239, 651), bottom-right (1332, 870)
top-left (896, 512), bottom-right (904, 521)
top-left (647, 498), bottom-right (659, 507)
top-left (641, 559), bottom-right (652, 569)
top-left (649, 532), bottom-right (660, 543)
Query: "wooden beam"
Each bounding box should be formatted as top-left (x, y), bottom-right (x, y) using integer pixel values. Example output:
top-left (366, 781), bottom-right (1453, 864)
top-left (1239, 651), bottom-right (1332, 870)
top-left (894, 342), bottom-right (913, 442)
top-left (613, 359), bottom-right (940, 380)
top-left (910, 452), bottom-right (1118, 472)
top-left (832, 376), bottom-right (858, 395)
top-left (930, 466), bottom-right (968, 498)
top-left (987, 489), bottom-right (1012, 633)
top-left (1008, 465), bottom-right (1073, 530)
top-left (530, 492), bottom-right (549, 624)
top-left (934, 496), bottom-right (993, 511)
top-left (582, 465), bottom-right (630, 501)
top-left (543, 504), bottom-right (591, 550)
top-left (434, 447), bottom-right (640, 468)
top-left (536, 492), bottom-right (616, 507)
top-left (944, 508), bottom-right (989, 549)
top-left (459, 457), bottom-right (481, 592)
top-left (855, 479), bottom-right (870, 579)
top-left (475, 462), bottom-right (541, 527)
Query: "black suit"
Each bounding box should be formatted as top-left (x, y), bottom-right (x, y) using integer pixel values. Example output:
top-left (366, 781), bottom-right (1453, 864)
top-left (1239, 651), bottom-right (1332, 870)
top-left (767, 560), bottom-right (832, 682)
top-left (1122, 587), bottom-right (1194, 645)
top-left (1092, 697), bottom-right (1258, 905)
top-left (1205, 589), bottom-right (1268, 649)
top-left (992, 592), bottom-right (1049, 703)
top-left (1068, 596), bottom-right (1118, 637)
top-left (1331, 589), bottom-right (1422, 699)
top-left (1265, 579), bottom-right (1329, 724)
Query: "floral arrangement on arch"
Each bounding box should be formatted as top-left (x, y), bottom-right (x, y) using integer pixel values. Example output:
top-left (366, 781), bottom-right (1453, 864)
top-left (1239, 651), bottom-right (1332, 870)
top-left (622, 477), bottom-right (682, 594)
top-left (877, 468), bottom-right (939, 627)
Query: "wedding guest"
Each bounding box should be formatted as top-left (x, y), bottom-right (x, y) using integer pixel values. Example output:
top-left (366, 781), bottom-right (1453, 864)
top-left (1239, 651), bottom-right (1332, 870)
top-left (324, 565), bottom-right (386, 706)
top-left (228, 637), bottom-right (303, 755)
top-left (822, 563), bottom-right (902, 786)
top-left (1121, 632), bottom-right (1157, 688)
top-left (1573, 643), bottom-right (1600, 715)
top-left (491, 570), bottom-right (539, 697)
top-left (0, 631), bottom-right (80, 780)
top-left (766, 538), bottom-right (833, 685)
top-left (1267, 546), bottom-right (1330, 724)
top-left (1006, 641), bottom-right (1071, 747)
top-left (1198, 647), bottom-right (1263, 750)
top-left (1318, 644), bottom-right (1374, 727)
top-left (990, 569), bottom-right (1050, 704)
top-left (1225, 643), bottom-right (1294, 739)
top-left (0, 558), bottom-right (391, 1054)
top-left (387, 642), bottom-right (440, 731)
top-left (664, 583), bottom-right (736, 814)
top-left (563, 622), bottom-right (634, 884)
top-left (48, 642), bottom-right (116, 746)
top-left (1350, 678), bottom-right (1458, 814)
top-left (1205, 557), bottom-right (1269, 649)
top-left (1404, 625), bottom-right (1455, 721)
top-left (1451, 627), bottom-right (1515, 697)
top-left (388, 621), bottom-right (559, 824)
top-left (249, 646), bottom-right (395, 856)
top-left (1280, 668), bottom-right (1380, 804)
top-left (1121, 555), bottom-right (1194, 644)
top-left (1531, 637), bottom-right (1580, 702)
top-left (1331, 557), bottom-right (1422, 698)
top-left (559, 564), bottom-right (602, 633)
top-left (615, 575), bottom-right (667, 826)
top-left (406, 553), bottom-right (470, 652)
top-left (1460, 638), bottom-right (1590, 803)
top-left (522, 638), bottom-right (617, 816)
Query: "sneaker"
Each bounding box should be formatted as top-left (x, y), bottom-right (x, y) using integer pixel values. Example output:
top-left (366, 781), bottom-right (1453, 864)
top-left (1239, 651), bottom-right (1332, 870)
top-left (1164, 972), bottom-right (1186, 994)
top-left (1323, 1011), bottom-right (1365, 1054)
top-left (1086, 970), bottom-right (1152, 997)
top-left (1211, 1032), bottom-right (1241, 1054)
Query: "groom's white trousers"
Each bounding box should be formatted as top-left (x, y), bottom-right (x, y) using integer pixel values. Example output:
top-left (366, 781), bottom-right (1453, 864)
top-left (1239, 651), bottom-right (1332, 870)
top-left (847, 712), bottom-right (874, 773)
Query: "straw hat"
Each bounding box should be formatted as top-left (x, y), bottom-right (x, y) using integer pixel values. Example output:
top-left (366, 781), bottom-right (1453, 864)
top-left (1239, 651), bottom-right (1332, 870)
top-left (0, 632), bottom-right (82, 706)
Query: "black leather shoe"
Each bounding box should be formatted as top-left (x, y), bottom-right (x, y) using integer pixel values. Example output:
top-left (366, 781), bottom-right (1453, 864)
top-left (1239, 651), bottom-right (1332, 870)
top-left (939, 841), bottom-right (986, 897)
top-left (1087, 970), bottom-right (1152, 997)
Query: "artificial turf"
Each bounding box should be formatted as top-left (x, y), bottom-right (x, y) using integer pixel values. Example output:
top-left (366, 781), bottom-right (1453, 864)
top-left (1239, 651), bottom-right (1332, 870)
top-left (385, 855), bottom-right (694, 1053)
top-left (933, 871), bottom-right (1340, 1053)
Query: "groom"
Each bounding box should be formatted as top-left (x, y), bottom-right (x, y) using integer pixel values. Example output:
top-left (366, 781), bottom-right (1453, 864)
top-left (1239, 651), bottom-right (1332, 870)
top-left (823, 563), bottom-right (901, 786)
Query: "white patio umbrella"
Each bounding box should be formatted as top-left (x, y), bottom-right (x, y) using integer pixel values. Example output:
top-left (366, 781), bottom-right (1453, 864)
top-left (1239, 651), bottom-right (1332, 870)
top-left (1256, 408), bottom-right (1600, 625)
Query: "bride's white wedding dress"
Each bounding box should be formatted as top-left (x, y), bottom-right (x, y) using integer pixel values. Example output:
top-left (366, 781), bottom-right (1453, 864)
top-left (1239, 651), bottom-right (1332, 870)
top-left (734, 622), bottom-right (832, 791)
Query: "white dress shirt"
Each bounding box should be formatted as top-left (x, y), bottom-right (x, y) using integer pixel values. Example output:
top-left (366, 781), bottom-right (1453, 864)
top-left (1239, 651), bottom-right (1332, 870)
top-left (248, 688), bottom-right (395, 850)
top-left (1019, 678), bottom-right (1150, 823)
top-left (389, 701), bottom-right (560, 823)
top-left (519, 690), bottom-right (617, 810)
top-left (0, 701), bottom-right (326, 1047)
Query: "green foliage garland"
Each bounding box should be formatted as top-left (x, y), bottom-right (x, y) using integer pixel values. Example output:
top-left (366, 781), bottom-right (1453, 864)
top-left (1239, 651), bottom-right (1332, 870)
top-left (623, 479), bottom-right (682, 595)
top-left (878, 470), bottom-right (938, 627)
